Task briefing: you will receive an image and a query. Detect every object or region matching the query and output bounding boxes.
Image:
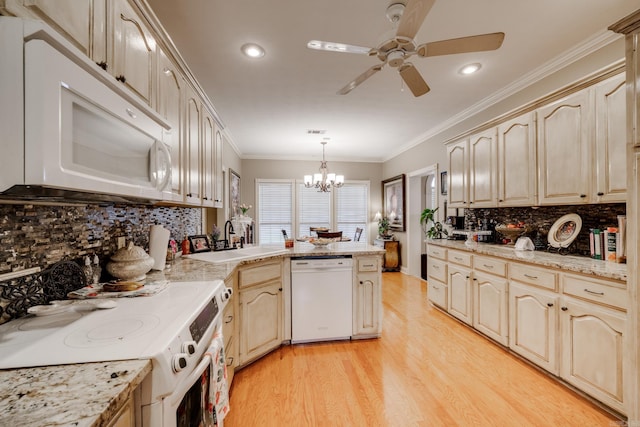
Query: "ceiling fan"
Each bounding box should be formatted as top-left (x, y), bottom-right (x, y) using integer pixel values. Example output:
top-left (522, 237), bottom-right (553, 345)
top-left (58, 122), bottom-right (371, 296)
top-left (307, 0), bottom-right (505, 97)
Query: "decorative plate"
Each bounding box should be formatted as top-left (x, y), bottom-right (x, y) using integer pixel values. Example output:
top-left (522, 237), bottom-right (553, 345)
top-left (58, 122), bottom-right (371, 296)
top-left (548, 213), bottom-right (582, 248)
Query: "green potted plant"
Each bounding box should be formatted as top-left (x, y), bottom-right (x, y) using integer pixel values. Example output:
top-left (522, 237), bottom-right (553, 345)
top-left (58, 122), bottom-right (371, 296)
top-left (377, 217), bottom-right (392, 239)
top-left (420, 207), bottom-right (448, 239)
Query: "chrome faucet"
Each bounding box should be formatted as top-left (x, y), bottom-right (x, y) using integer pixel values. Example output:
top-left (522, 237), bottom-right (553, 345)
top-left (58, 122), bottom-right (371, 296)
top-left (224, 220), bottom-right (235, 248)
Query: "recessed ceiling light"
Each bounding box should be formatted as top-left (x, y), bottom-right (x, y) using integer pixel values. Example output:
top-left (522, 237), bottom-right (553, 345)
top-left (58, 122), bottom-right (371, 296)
top-left (241, 43), bottom-right (265, 58)
top-left (459, 63), bottom-right (481, 75)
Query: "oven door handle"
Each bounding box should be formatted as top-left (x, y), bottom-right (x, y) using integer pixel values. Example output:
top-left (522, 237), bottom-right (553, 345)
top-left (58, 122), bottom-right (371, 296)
top-left (166, 353), bottom-right (212, 407)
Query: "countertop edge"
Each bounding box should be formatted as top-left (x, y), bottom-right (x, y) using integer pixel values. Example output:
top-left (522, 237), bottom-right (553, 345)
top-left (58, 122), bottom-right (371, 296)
top-left (427, 239), bottom-right (627, 282)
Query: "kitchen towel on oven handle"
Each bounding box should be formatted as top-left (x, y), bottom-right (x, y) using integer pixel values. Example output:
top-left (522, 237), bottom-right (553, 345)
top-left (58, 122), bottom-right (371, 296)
top-left (205, 326), bottom-right (230, 426)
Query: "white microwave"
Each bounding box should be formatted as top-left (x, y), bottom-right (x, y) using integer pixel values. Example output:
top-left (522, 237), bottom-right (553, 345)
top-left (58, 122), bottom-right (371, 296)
top-left (0, 17), bottom-right (171, 203)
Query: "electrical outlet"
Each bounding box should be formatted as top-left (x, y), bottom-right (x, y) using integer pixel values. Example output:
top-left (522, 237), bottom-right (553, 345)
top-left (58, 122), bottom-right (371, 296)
top-left (117, 237), bottom-right (126, 249)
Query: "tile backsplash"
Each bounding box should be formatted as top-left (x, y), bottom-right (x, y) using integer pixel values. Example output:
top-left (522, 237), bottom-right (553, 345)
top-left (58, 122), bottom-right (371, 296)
top-left (465, 203), bottom-right (626, 256)
top-left (0, 203), bottom-right (202, 274)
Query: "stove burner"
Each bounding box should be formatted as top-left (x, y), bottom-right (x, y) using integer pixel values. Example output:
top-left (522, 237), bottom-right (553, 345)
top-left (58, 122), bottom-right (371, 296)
top-left (64, 314), bottom-right (161, 348)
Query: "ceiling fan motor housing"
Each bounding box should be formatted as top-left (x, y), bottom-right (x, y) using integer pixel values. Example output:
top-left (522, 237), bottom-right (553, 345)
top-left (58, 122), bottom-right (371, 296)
top-left (387, 50), bottom-right (405, 67)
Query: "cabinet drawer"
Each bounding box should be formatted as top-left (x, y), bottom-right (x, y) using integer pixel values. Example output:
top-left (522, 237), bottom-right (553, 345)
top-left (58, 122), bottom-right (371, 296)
top-left (428, 258), bottom-right (447, 283)
top-left (239, 261), bottom-right (282, 288)
top-left (473, 255), bottom-right (507, 277)
top-left (426, 245), bottom-right (447, 260)
top-left (448, 250), bottom-right (472, 267)
top-left (510, 263), bottom-right (557, 291)
top-left (428, 278), bottom-right (447, 309)
top-left (562, 274), bottom-right (626, 311)
top-left (358, 257), bottom-right (379, 272)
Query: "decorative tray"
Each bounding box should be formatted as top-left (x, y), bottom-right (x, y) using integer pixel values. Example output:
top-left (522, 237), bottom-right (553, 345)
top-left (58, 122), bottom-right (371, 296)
top-left (67, 280), bottom-right (169, 299)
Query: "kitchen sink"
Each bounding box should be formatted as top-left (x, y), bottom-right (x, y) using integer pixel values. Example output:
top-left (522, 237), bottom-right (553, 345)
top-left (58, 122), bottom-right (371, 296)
top-left (186, 245), bottom-right (287, 264)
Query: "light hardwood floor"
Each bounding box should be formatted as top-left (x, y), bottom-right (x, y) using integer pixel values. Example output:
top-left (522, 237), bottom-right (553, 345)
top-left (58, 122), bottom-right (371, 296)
top-left (224, 272), bottom-right (620, 427)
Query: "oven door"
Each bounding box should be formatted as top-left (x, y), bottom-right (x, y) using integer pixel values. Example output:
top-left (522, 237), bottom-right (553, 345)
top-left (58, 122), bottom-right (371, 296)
top-left (162, 353), bottom-right (214, 427)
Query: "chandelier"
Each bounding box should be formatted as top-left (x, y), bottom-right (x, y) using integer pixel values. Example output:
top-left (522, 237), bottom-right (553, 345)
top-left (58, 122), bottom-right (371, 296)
top-left (303, 141), bottom-right (344, 192)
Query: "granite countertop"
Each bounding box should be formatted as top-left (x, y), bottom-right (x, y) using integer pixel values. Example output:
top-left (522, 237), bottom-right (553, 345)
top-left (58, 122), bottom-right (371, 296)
top-left (427, 239), bottom-right (627, 282)
top-left (0, 359), bottom-right (151, 427)
top-left (0, 242), bottom-right (383, 426)
top-left (149, 242), bottom-right (384, 283)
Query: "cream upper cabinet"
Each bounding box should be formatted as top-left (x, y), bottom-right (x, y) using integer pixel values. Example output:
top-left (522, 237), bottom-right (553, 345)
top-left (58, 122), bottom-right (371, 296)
top-left (537, 90), bottom-right (593, 205)
top-left (469, 128), bottom-right (498, 208)
top-left (497, 112), bottom-right (537, 206)
top-left (213, 131), bottom-right (224, 208)
top-left (447, 138), bottom-right (469, 208)
top-left (560, 296), bottom-right (625, 413)
top-left (184, 85), bottom-right (201, 205)
top-left (594, 73), bottom-right (627, 203)
top-left (0, 0), bottom-right (100, 57)
top-left (509, 281), bottom-right (559, 375)
top-left (110, 0), bottom-right (156, 105)
top-left (157, 47), bottom-right (184, 202)
top-left (201, 107), bottom-right (216, 208)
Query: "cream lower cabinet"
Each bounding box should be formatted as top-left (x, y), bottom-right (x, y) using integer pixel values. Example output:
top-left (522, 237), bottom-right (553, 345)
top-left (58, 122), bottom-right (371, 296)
top-left (426, 245), bottom-right (448, 309)
top-left (353, 256), bottom-right (382, 338)
top-left (238, 260), bottom-right (283, 366)
top-left (560, 296), bottom-right (626, 413)
top-left (448, 264), bottom-right (473, 325)
top-left (473, 271), bottom-right (508, 346)
top-left (509, 281), bottom-right (559, 375)
top-left (222, 275), bottom-right (237, 385)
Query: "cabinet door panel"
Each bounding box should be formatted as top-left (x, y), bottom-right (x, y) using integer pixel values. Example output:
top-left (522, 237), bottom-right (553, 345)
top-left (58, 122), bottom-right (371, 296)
top-left (201, 108), bottom-right (215, 207)
top-left (498, 112), bottom-right (537, 206)
top-left (184, 88), bottom-right (201, 204)
top-left (354, 272), bottom-right (380, 336)
top-left (473, 272), bottom-right (508, 346)
top-left (240, 282), bottom-right (283, 364)
top-left (560, 297), bottom-right (625, 413)
top-left (447, 265), bottom-right (472, 325)
top-left (447, 139), bottom-right (468, 207)
top-left (509, 282), bottom-right (558, 374)
top-left (537, 90), bottom-right (592, 204)
top-left (111, 0), bottom-right (155, 104)
top-left (595, 73), bottom-right (627, 202)
top-left (469, 129), bottom-right (497, 207)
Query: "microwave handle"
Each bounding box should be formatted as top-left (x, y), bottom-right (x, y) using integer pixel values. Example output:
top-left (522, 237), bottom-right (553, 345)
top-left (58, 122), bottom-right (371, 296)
top-left (151, 140), bottom-right (172, 191)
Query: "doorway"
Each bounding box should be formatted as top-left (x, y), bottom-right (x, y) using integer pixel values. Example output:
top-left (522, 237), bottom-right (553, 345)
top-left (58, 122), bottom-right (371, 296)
top-left (407, 164), bottom-right (439, 279)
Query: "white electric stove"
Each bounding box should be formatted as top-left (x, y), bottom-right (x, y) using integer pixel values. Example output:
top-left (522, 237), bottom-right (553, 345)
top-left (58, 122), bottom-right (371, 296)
top-left (0, 280), bottom-right (232, 404)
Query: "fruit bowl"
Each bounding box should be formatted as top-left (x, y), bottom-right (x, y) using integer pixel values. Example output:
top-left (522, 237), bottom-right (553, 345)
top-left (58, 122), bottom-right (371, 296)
top-left (308, 237), bottom-right (337, 247)
top-left (495, 225), bottom-right (526, 245)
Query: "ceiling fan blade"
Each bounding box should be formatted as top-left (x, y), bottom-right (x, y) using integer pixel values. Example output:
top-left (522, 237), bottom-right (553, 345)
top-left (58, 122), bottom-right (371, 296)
top-left (399, 63), bottom-right (430, 97)
top-left (337, 64), bottom-right (384, 95)
top-left (396, 0), bottom-right (436, 40)
top-left (416, 32), bottom-right (505, 57)
top-left (307, 40), bottom-right (375, 55)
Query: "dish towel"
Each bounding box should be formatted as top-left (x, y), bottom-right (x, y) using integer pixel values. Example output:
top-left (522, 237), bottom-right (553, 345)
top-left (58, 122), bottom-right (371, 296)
top-left (205, 326), bottom-right (230, 426)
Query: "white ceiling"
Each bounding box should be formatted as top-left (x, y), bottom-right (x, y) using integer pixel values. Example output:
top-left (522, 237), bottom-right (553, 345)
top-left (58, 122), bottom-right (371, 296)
top-left (145, 0), bottom-right (638, 163)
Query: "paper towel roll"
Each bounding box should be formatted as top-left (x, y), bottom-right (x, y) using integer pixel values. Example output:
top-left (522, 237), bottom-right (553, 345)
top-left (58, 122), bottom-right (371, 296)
top-left (149, 225), bottom-right (170, 270)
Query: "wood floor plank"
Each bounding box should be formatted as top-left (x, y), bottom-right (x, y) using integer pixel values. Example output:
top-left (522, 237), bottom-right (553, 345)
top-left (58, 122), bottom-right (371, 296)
top-left (224, 272), bottom-right (620, 426)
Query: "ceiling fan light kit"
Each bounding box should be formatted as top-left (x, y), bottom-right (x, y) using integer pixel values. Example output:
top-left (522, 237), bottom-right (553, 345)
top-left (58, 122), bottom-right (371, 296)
top-left (307, 0), bottom-right (505, 97)
top-left (303, 141), bottom-right (344, 192)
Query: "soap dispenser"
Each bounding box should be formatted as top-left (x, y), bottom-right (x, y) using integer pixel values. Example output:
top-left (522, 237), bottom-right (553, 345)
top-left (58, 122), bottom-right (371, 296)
top-left (82, 256), bottom-right (93, 286)
top-left (91, 254), bottom-right (102, 284)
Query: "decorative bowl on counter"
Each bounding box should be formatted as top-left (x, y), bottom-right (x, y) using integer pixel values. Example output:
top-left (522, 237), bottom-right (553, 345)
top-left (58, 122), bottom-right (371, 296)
top-left (106, 242), bottom-right (154, 281)
top-left (495, 225), bottom-right (526, 245)
top-left (308, 237), bottom-right (337, 247)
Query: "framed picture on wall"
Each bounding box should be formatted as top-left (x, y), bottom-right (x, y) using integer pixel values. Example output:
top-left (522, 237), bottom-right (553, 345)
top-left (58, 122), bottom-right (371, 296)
top-left (229, 168), bottom-right (240, 218)
top-left (382, 174), bottom-right (406, 231)
top-left (440, 171), bottom-right (448, 195)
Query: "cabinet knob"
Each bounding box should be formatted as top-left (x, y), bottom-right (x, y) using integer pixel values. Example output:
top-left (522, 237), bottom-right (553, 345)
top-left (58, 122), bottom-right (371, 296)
top-left (96, 61), bottom-right (107, 70)
top-left (561, 306), bottom-right (568, 311)
top-left (278, 288), bottom-right (283, 292)
top-left (597, 192), bottom-right (604, 196)
top-left (547, 303), bottom-right (554, 307)
top-left (116, 75), bottom-right (126, 83)
top-left (579, 194), bottom-right (587, 198)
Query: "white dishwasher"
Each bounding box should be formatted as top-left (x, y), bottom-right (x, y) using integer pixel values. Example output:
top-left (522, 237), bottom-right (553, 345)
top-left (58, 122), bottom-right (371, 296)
top-left (290, 255), bottom-right (353, 344)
